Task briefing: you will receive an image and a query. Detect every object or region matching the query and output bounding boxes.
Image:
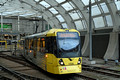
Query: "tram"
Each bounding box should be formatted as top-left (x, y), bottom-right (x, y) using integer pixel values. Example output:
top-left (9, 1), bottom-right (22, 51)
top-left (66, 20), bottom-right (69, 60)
top-left (23, 29), bottom-right (82, 74)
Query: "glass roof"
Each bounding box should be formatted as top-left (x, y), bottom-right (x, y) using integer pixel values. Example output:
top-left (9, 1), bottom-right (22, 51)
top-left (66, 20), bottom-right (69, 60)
top-left (56, 15), bottom-right (65, 22)
top-left (1, 0), bottom-right (120, 32)
top-left (32, 0), bottom-right (117, 30)
top-left (55, 0), bottom-right (66, 3)
top-left (115, 0), bottom-right (120, 10)
top-left (34, 0), bottom-right (39, 2)
top-left (61, 2), bottom-right (74, 11)
top-left (93, 17), bottom-right (105, 28)
top-left (105, 15), bottom-right (113, 27)
top-left (92, 5), bottom-right (101, 16)
top-left (69, 11), bottom-right (80, 20)
top-left (81, 0), bottom-right (95, 5)
top-left (100, 3), bottom-right (109, 13)
top-left (49, 8), bottom-right (58, 14)
top-left (75, 20), bottom-right (84, 30)
top-left (33, 0), bottom-right (120, 30)
top-left (62, 23), bottom-right (68, 28)
top-left (39, 1), bottom-right (51, 8)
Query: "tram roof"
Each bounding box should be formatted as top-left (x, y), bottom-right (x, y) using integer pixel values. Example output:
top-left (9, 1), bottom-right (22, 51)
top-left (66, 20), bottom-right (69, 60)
top-left (25, 28), bottom-right (79, 38)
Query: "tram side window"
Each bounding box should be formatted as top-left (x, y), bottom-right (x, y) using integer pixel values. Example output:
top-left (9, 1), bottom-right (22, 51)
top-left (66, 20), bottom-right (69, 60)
top-left (29, 39), bottom-right (33, 50)
top-left (28, 39), bottom-right (31, 49)
top-left (25, 39), bottom-right (29, 55)
top-left (25, 39), bottom-right (27, 49)
top-left (37, 38), bottom-right (40, 52)
top-left (53, 39), bottom-right (57, 56)
top-left (46, 37), bottom-right (54, 53)
top-left (33, 38), bottom-right (37, 57)
top-left (26, 39), bottom-right (29, 50)
top-left (40, 38), bottom-right (45, 53)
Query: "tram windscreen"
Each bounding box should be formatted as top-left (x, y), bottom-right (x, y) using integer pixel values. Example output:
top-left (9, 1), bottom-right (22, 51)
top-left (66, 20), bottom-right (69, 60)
top-left (57, 32), bottom-right (81, 58)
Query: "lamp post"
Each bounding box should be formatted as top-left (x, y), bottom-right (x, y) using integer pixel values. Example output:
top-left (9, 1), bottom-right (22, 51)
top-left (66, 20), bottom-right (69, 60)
top-left (89, 0), bottom-right (92, 61)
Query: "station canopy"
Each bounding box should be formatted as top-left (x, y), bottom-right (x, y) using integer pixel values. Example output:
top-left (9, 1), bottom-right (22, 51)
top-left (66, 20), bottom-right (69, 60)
top-left (0, 0), bottom-right (120, 31)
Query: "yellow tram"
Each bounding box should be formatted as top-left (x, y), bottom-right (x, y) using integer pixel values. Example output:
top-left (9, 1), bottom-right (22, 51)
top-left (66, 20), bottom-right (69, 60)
top-left (23, 29), bottom-right (82, 74)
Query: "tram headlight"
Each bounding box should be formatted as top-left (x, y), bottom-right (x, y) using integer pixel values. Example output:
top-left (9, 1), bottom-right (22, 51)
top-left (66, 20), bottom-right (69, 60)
top-left (60, 62), bottom-right (64, 65)
top-left (78, 58), bottom-right (81, 64)
top-left (59, 59), bottom-right (64, 66)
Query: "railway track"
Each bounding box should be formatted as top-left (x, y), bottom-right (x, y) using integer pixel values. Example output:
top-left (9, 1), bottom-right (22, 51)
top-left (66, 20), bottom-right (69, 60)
top-left (2, 52), bottom-right (120, 80)
top-left (82, 64), bottom-right (120, 79)
top-left (0, 53), bottom-right (98, 80)
top-left (0, 64), bottom-right (45, 80)
top-left (0, 53), bottom-right (46, 80)
top-left (0, 64), bottom-right (27, 80)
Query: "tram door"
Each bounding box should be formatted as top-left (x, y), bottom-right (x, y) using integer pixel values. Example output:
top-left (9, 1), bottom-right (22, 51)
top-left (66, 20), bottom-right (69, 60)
top-left (33, 38), bottom-right (37, 58)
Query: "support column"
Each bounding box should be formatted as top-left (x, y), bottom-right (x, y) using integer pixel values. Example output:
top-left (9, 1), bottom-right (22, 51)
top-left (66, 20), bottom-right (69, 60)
top-left (42, 16), bottom-right (44, 31)
top-left (104, 32), bottom-right (119, 63)
top-left (82, 34), bottom-right (90, 56)
top-left (1, 13), bottom-right (3, 32)
top-left (18, 15), bottom-right (20, 32)
top-left (89, 0), bottom-right (92, 61)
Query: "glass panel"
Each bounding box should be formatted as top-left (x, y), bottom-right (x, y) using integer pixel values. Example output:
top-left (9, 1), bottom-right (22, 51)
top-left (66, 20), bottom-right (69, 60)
top-left (91, 0), bottom-right (95, 3)
top-left (56, 15), bottom-right (65, 22)
top-left (92, 5), bottom-right (101, 16)
top-left (58, 38), bottom-right (79, 50)
top-left (57, 32), bottom-right (80, 58)
top-left (55, 0), bottom-right (66, 3)
top-left (69, 2), bottom-right (76, 8)
top-left (39, 1), bottom-right (50, 8)
top-left (115, 1), bottom-right (120, 10)
top-left (62, 23), bottom-right (68, 28)
top-left (93, 17), bottom-right (105, 28)
top-left (81, 0), bottom-right (89, 5)
top-left (82, 20), bottom-right (87, 29)
top-left (100, 3), bottom-right (109, 13)
top-left (105, 15), bottom-right (113, 26)
top-left (69, 11), bottom-right (79, 20)
top-left (34, 0), bottom-right (39, 2)
top-left (81, 0), bottom-right (95, 5)
top-left (61, 2), bottom-right (73, 11)
top-left (77, 10), bottom-right (83, 18)
top-left (49, 8), bottom-right (58, 14)
top-left (74, 20), bottom-right (84, 30)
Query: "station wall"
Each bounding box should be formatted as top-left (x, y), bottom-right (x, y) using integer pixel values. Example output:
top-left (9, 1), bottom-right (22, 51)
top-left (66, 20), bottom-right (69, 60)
top-left (81, 36), bottom-right (85, 49)
top-left (92, 34), bottom-right (109, 58)
top-left (0, 19), bottom-right (47, 34)
top-left (81, 34), bottom-right (109, 59)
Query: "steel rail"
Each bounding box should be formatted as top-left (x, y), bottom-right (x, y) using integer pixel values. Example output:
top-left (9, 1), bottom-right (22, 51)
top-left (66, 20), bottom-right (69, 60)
top-left (82, 64), bottom-right (120, 78)
top-left (0, 64), bottom-right (44, 80)
top-left (0, 65), bottom-right (26, 80)
top-left (83, 64), bottom-right (120, 73)
top-left (74, 74), bottom-right (97, 80)
top-left (0, 75), bottom-right (12, 80)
